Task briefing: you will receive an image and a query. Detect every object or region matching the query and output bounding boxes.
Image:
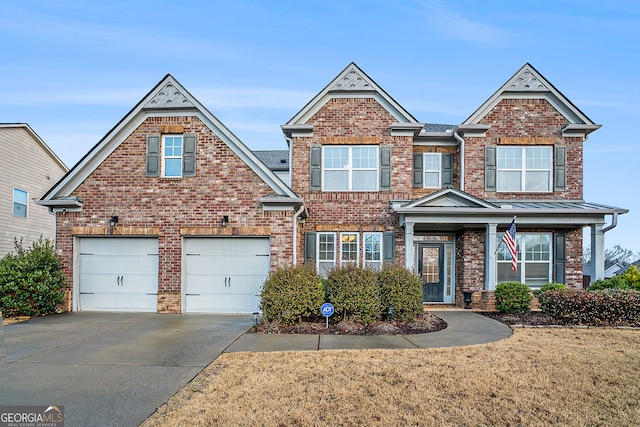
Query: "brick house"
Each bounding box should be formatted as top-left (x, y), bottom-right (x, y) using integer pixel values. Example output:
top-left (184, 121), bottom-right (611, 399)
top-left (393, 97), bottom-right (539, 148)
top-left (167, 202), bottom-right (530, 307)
top-left (39, 63), bottom-right (627, 313)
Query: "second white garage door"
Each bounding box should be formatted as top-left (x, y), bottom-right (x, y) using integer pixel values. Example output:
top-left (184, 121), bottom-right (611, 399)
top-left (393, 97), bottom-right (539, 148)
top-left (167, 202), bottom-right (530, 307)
top-left (184, 237), bottom-right (270, 313)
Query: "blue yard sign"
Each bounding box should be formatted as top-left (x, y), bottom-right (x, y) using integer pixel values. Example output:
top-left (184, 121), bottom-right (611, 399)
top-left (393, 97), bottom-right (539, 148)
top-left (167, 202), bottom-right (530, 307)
top-left (321, 303), bottom-right (334, 328)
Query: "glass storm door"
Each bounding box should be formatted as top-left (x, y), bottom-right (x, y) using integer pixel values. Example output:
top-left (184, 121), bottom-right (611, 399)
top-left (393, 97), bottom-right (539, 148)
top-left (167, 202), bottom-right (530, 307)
top-left (418, 243), bottom-right (444, 302)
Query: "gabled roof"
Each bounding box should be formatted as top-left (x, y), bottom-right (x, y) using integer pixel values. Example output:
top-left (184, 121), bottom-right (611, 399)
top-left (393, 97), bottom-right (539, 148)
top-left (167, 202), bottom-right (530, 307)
top-left (40, 75), bottom-right (297, 203)
top-left (253, 150), bottom-right (289, 171)
top-left (462, 63), bottom-right (601, 135)
top-left (399, 188), bottom-right (499, 209)
top-left (0, 123), bottom-right (68, 172)
top-left (284, 62), bottom-right (422, 127)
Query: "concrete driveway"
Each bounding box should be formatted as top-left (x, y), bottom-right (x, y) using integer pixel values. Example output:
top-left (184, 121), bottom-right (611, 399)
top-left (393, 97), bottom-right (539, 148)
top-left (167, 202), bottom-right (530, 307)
top-left (0, 312), bottom-right (254, 427)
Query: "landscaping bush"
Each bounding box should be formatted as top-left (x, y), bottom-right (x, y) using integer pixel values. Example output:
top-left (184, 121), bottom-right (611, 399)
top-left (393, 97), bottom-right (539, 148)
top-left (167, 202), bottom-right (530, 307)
top-left (259, 264), bottom-right (325, 325)
top-left (378, 264), bottom-right (423, 322)
top-left (532, 282), bottom-right (569, 297)
top-left (325, 264), bottom-right (381, 325)
top-left (539, 289), bottom-right (640, 326)
top-left (0, 237), bottom-right (65, 317)
top-left (588, 266), bottom-right (640, 291)
top-left (494, 281), bottom-right (532, 313)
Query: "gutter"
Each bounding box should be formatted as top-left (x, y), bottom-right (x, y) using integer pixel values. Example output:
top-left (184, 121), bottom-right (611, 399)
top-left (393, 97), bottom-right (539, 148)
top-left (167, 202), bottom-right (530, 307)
top-left (453, 129), bottom-right (465, 191)
top-left (602, 212), bottom-right (619, 233)
top-left (292, 204), bottom-right (306, 265)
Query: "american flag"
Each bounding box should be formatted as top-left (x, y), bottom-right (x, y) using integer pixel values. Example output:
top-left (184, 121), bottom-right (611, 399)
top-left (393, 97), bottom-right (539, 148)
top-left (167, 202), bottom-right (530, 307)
top-left (502, 218), bottom-right (518, 271)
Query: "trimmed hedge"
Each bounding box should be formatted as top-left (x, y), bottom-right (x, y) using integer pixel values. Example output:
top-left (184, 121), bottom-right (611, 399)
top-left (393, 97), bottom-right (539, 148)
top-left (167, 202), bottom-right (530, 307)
top-left (494, 281), bottom-right (532, 313)
top-left (378, 264), bottom-right (423, 322)
top-left (0, 238), bottom-right (65, 317)
top-left (325, 264), bottom-right (381, 325)
top-left (532, 282), bottom-right (569, 297)
top-left (259, 265), bottom-right (324, 325)
top-left (539, 289), bottom-right (640, 326)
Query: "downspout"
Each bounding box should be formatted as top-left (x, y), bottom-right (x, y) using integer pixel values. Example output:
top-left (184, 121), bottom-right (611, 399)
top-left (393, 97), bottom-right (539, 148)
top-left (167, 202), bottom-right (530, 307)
top-left (292, 204), bottom-right (305, 265)
top-left (454, 129), bottom-right (465, 191)
top-left (602, 212), bottom-right (619, 233)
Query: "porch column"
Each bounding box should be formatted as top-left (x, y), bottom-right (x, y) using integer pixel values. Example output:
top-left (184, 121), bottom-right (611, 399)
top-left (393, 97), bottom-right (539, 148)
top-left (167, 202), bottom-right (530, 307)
top-left (485, 223), bottom-right (498, 290)
top-left (404, 221), bottom-right (415, 272)
top-left (590, 223), bottom-right (605, 280)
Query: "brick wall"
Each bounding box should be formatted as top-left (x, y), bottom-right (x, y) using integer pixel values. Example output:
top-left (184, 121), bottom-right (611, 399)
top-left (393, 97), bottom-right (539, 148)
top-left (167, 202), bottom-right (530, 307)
top-left (55, 115), bottom-right (294, 312)
top-left (464, 98), bottom-right (584, 200)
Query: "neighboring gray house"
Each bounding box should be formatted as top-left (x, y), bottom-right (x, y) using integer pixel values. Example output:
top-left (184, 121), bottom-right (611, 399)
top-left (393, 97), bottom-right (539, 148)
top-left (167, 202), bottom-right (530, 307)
top-left (0, 124), bottom-right (68, 255)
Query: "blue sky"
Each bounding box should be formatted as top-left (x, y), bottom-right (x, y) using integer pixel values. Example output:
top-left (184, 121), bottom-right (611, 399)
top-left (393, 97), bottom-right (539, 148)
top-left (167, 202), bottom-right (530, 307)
top-left (1, 0), bottom-right (638, 254)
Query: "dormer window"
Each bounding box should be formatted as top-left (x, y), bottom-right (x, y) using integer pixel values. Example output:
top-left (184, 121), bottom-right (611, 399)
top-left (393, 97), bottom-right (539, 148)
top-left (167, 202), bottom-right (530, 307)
top-left (163, 135), bottom-right (183, 177)
top-left (146, 134), bottom-right (197, 178)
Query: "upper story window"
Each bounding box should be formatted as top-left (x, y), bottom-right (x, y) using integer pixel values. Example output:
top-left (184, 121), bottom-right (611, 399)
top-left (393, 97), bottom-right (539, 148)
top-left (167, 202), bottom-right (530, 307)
top-left (424, 153), bottom-right (442, 188)
top-left (146, 134), bottom-right (196, 178)
top-left (322, 146), bottom-right (378, 191)
top-left (163, 135), bottom-right (183, 177)
top-left (496, 146), bottom-right (552, 192)
top-left (412, 152), bottom-right (453, 189)
top-left (13, 188), bottom-right (28, 217)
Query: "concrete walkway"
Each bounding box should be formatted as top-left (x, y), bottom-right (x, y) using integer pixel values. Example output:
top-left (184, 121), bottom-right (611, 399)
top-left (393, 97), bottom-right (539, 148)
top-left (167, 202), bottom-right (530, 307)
top-left (224, 310), bottom-right (512, 353)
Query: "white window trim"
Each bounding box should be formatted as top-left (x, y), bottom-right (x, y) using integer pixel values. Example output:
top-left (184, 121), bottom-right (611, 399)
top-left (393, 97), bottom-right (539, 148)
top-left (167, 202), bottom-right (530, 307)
top-left (423, 153), bottom-right (442, 188)
top-left (363, 232), bottom-right (383, 270)
top-left (316, 232), bottom-right (336, 276)
top-left (162, 134), bottom-right (183, 178)
top-left (322, 145), bottom-right (379, 191)
top-left (13, 187), bottom-right (28, 218)
top-left (497, 146), bottom-right (552, 193)
top-left (340, 232), bottom-right (360, 265)
top-left (497, 233), bottom-right (552, 287)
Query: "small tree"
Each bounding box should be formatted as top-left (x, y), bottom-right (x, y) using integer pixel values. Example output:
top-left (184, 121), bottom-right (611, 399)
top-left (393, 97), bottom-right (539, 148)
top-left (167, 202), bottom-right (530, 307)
top-left (0, 237), bottom-right (65, 317)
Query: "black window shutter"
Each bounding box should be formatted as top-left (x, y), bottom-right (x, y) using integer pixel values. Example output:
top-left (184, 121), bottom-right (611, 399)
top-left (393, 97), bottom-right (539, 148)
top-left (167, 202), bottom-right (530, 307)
top-left (442, 153), bottom-right (453, 187)
top-left (310, 146), bottom-right (321, 191)
top-left (554, 146), bottom-right (567, 191)
top-left (380, 146), bottom-right (391, 191)
top-left (412, 154), bottom-right (423, 188)
top-left (485, 146), bottom-right (497, 191)
top-left (183, 134), bottom-right (197, 177)
top-left (304, 232), bottom-right (316, 266)
top-left (554, 232), bottom-right (566, 284)
top-left (146, 135), bottom-right (160, 177)
top-left (383, 232), bottom-right (396, 263)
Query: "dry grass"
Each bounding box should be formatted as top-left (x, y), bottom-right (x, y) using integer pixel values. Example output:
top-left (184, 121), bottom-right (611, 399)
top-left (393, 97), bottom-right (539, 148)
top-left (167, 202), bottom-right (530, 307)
top-left (142, 328), bottom-right (640, 427)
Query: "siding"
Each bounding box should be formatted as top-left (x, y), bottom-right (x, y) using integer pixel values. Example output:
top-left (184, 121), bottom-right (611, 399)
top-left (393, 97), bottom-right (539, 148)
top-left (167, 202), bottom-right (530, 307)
top-left (0, 126), bottom-right (67, 255)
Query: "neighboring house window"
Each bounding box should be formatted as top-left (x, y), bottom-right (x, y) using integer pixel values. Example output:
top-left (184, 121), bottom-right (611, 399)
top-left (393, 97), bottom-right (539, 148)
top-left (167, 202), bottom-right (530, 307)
top-left (497, 146), bottom-right (552, 192)
top-left (163, 135), bottom-right (183, 177)
top-left (340, 232), bottom-right (359, 265)
top-left (13, 188), bottom-right (28, 217)
top-left (497, 233), bottom-right (552, 287)
top-left (317, 232), bottom-right (336, 277)
top-left (423, 153), bottom-right (441, 188)
top-left (323, 146), bottom-right (378, 191)
top-left (363, 232), bottom-right (382, 271)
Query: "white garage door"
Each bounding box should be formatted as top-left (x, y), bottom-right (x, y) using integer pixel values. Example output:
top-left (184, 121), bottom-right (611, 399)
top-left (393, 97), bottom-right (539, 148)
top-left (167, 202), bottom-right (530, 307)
top-left (184, 237), bottom-right (270, 313)
top-left (78, 237), bottom-right (158, 312)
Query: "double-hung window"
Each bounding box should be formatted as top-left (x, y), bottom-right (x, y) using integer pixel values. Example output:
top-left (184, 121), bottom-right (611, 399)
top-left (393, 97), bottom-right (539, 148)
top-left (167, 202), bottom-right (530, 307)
top-left (163, 135), bottom-right (183, 177)
top-left (363, 232), bottom-right (382, 271)
top-left (13, 188), bottom-right (28, 217)
top-left (497, 233), bottom-right (552, 287)
top-left (423, 153), bottom-right (441, 188)
top-left (497, 146), bottom-right (552, 192)
top-left (317, 232), bottom-right (336, 278)
top-left (340, 232), bottom-right (359, 265)
top-left (323, 146), bottom-right (378, 191)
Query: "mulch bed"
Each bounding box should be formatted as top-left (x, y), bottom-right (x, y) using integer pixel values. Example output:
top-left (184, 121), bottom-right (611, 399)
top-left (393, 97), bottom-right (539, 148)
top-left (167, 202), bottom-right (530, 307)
top-left (479, 311), bottom-right (560, 326)
top-left (251, 312), bottom-right (447, 335)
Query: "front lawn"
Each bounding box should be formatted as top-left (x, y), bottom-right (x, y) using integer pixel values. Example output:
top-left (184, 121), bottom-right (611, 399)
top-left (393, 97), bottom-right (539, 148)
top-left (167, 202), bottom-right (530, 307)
top-left (142, 328), bottom-right (640, 426)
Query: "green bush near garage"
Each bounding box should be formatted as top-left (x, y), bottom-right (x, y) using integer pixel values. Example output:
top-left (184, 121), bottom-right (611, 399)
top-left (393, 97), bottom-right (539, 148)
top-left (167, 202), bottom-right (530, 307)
top-left (325, 264), bottom-right (382, 325)
top-left (259, 264), bottom-right (325, 325)
top-left (0, 237), bottom-right (65, 317)
top-left (378, 263), bottom-right (424, 322)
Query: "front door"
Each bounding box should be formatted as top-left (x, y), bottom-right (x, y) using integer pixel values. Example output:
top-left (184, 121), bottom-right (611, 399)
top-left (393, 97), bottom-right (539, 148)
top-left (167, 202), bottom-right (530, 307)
top-left (417, 243), bottom-right (444, 302)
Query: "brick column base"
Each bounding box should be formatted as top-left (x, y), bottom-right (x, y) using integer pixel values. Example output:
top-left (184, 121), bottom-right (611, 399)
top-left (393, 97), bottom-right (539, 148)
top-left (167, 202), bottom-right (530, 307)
top-left (157, 292), bottom-right (181, 313)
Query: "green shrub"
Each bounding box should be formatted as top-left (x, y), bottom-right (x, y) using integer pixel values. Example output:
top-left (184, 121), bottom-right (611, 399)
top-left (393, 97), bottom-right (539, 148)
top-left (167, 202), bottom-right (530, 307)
top-left (259, 264), bottom-right (324, 325)
top-left (533, 282), bottom-right (569, 297)
top-left (494, 281), bottom-right (532, 313)
top-left (588, 266), bottom-right (640, 292)
top-left (539, 289), bottom-right (640, 326)
top-left (325, 264), bottom-right (381, 325)
top-left (0, 238), bottom-right (65, 317)
top-left (378, 264), bottom-right (423, 322)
